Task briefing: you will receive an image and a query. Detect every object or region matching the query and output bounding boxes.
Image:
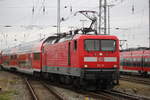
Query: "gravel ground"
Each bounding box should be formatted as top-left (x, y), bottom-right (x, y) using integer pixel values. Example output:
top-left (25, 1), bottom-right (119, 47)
top-left (0, 71), bottom-right (31, 100)
top-left (51, 85), bottom-right (101, 100)
top-left (114, 80), bottom-right (150, 97)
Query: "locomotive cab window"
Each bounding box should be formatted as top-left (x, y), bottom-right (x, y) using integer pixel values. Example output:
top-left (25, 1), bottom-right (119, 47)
top-left (85, 40), bottom-right (100, 51)
top-left (84, 39), bottom-right (116, 51)
top-left (34, 53), bottom-right (40, 60)
top-left (101, 40), bottom-right (116, 51)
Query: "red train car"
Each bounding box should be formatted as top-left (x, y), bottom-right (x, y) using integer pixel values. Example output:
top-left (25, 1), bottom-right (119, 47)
top-left (120, 48), bottom-right (150, 76)
top-left (2, 40), bottom-right (43, 74)
top-left (2, 33), bottom-right (120, 90)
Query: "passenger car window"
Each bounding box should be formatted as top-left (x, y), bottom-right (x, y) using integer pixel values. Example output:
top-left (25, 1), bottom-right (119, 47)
top-left (34, 53), bottom-right (40, 60)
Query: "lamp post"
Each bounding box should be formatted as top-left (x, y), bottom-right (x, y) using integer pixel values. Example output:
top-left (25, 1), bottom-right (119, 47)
top-left (99, 0), bottom-right (102, 34)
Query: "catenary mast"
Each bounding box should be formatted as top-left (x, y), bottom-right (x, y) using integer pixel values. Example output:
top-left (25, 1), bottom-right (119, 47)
top-left (99, 0), bottom-right (107, 35)
top-left (57, 0), bottom-right (60, 34)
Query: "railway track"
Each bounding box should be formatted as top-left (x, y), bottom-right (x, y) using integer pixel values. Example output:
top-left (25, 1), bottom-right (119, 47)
top-left (102, 90), bottom-right (150, 100)
top-left (39, 80), bottom-right (150, 100)
top-left (84, 91), bottom-right (117, 100)
top-left (24, 78), bottom-right (65, 100)
top-left (84, 90), bottom-right (150, 100)
top-left (120, 75), bottom-right (150, 85)
top-left (41, 80), bottom-right (148, 100)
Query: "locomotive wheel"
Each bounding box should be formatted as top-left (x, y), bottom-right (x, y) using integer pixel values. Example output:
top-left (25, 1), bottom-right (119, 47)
top-left (60, 76), bottom-right (65, 84)
top-left (101, 80), bottom-right (113, 89)
top-left (73, 78), bottom-right (80, 89)
top-left (42, 72), bottom-right (49, 79)
top-left (64, 76), bottom-right (72, 85)
top-left (83, 80), bottom-right (97, 91)
top-left (49, 74), bottom-right (55, 82)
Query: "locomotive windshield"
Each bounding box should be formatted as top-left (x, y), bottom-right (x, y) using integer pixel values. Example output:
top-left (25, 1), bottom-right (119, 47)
top-left (84, 39), bottom-right (116, 51)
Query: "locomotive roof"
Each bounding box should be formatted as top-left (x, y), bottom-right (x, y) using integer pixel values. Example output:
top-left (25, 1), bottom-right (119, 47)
top-left (73, 34), bottom-right (119, 40)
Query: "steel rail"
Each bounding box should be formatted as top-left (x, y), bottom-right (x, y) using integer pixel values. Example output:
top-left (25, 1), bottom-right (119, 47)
top-left (120, 75), bottom-right (150, 85)
top-left (102, 90), bottom-right (150, 100)
top-left (41, 82), bottom-right (65, 100)
top-left (24, 78), bottom-right (39, 100)
top-left (86, 92), bottom-right (115, 100)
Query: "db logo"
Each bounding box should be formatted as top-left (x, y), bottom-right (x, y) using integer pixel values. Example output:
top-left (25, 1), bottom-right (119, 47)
top-left (98, 57), bottom-right (104, 62)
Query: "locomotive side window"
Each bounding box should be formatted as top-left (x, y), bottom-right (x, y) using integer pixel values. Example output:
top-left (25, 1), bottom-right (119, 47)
top-left (34, 53), bottom-right (40, 60)
top-left (74, 40), bottom-right (77, 51)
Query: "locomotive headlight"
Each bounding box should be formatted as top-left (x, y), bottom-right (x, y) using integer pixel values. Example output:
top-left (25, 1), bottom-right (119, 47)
top-left (113, 65), bottom-right (117, 68)
top-left (84, 65), bottom-right (88, 68)
top-left (99, 53), bottom-right (103, 56)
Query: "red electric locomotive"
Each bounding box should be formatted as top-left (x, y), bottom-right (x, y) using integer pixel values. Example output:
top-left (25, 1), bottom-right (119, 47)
top-left (120, 47), bottom-right (150, 76)
top-left (42, 33), bottom-right (120, 89)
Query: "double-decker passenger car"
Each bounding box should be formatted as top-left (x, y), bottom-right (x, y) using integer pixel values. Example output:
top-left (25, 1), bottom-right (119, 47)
top-left (1, 33), bottom-right (120, 90)
top-left (2, 40), bottom-right (43, 74)
top-left (120, 48), bottom-right (150, 76)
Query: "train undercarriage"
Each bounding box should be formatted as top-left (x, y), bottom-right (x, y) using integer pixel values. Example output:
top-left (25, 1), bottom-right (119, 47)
top-left (42, 68), bottom-right (119, 91)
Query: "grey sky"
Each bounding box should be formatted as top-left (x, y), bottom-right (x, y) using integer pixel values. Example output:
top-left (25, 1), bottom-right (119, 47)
top-left (0, 0), bottom-right (149, 49)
